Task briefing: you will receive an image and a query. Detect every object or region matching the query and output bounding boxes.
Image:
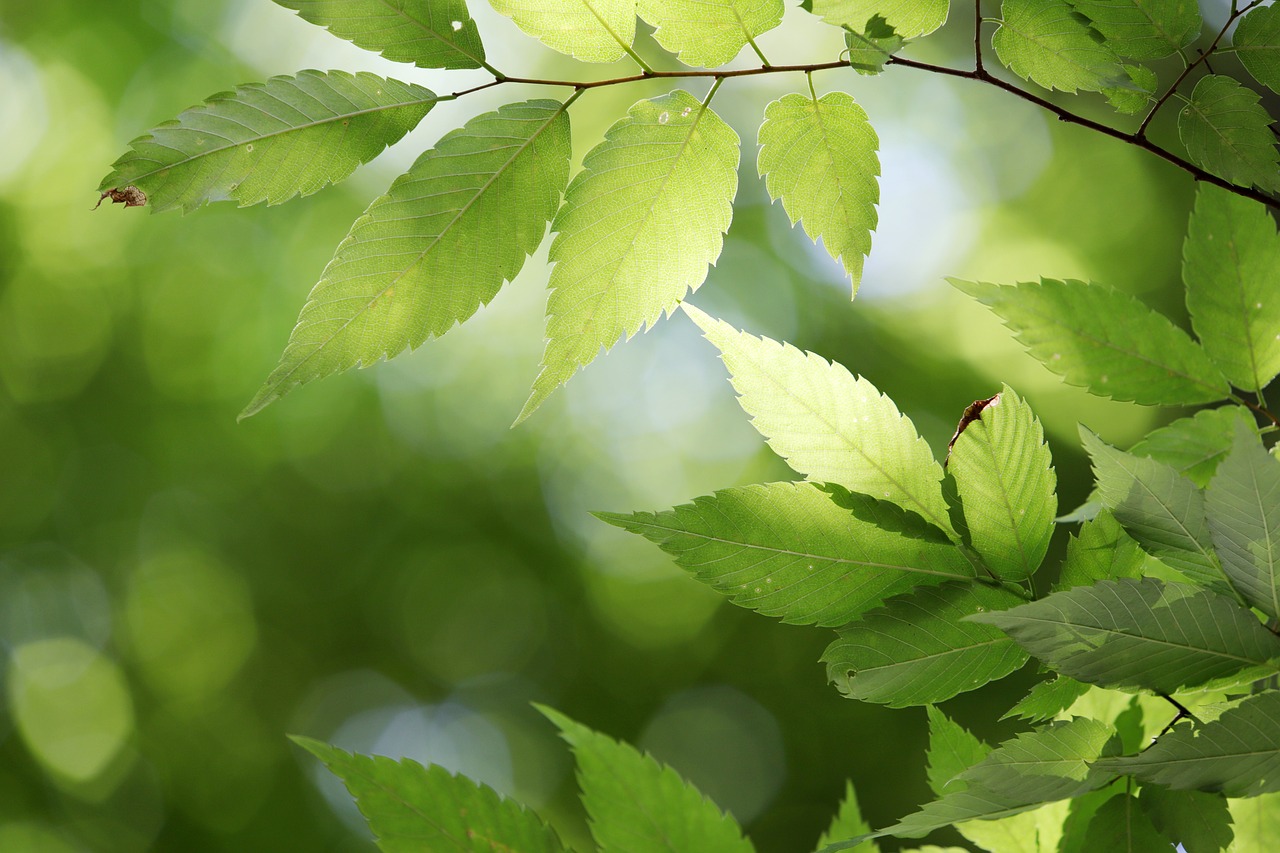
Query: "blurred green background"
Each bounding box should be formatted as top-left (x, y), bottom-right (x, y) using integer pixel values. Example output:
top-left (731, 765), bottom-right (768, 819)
top-left (0, 1), bottom-right (1202, 850)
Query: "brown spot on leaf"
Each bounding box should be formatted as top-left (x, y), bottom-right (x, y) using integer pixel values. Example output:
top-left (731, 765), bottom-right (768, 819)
top-left (94, 186), bottom-right (147, 210)
top-left (945, 393), bottom-right (1001, 467)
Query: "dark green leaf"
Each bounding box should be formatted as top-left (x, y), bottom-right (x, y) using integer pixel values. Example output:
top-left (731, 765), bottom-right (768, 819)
top-left (1002, 676), bottom-right (1091, 723)
top-left (1080, 793), bottom-right (1169, 852)
top-left (271, 0), bottom-right (485, 68)
top-left (1206, 420), bottom-right (1280, 620)
top-left (1178, 75), bottom-right (1280, 194)
top-left (1139, 786), bottom-right (1233, 853)
top-left (1233, 4), bottom-right (1280, 94)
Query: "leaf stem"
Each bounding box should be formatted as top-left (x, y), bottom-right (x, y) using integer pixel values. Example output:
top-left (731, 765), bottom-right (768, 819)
top-left (746, 34), bottom-right (771, 67)
top-left (1137, 4), bottom-right (1247, 138)
top-left (1230, 392), bottom-right (1280, 428)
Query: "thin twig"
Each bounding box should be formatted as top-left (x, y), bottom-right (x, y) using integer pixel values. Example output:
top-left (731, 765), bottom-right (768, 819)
top-left (974, 0), bottom-right (985, 75)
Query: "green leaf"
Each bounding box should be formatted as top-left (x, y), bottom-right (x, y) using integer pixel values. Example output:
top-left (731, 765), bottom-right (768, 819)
top-left (1228, 791), bottom-right (1280, 851)
top-left (1105, 63), bottom-right (1157, 116)
top-left (1206, 420), bottom-right (1280, 620)
top-left (879, 718), bottom-right (1117, 839)
top-left (1080, 793), bottom-right (1169, 852)
top-left (844, 17), bottom-right (905, 75)
top-left (518, 92), bottom-right (739, 422)
top-left (242, 100), bottom-right (571, 419)
top-left (823, 582), bottom-right (1029, 707)
top-left (291, 736), bottom-right (569, 852)
top-left (803, 0), bottom-right (948, 38)
top-left (1065, 0), bottom-right (1199, 60)
top-left (1184, 184), bottom-right (1280, 393)
top-left (488, 0), bottom-right (637, 62)
top-left (638, 0), bottom-right (784, 66)
top-left (1002, 676), bottom-right (1092, 723)
top-left (1233, 4), bottom-right (1280, 95)
top-left (757, 91), bottom-right (880, 292)
top-left (1178, 75), bottom-right (1280, 194)
top-left (952, 278), bottom-right (1230, 406)
top-left (947, 385), bottom-right (1057, 581)
top-left (1096, 693), bottom-right (1280, 797)
top-left (816, 781), bottom-right (879, 852)
top-left (1057, 510), bottom-right (1149, 589)
top-left (968, 577), bottom-right (1280, 694)
top-left (1082, 428), bottom-right (1228, 590)
top-left (926, 705), bottom-right (990, 796)
top-left (99, 71), bottom-right (435, 214)
top-left (597, 482), bottom-right (974, 627)
top-left (682, 303), bottom-right (956, 538)
top-left (958, 802), bottom-right (1069, 853)
top-left (1130, 407), bottom-right (1257, 487)
top-left (992, 0), bottom-right (1131, 93)
top-left (1139, 786), bottom-right (1233, 853)
top-left (539, 707), bottom-right (755, 853)
top-left (271, 0), bottom-right (486, 69)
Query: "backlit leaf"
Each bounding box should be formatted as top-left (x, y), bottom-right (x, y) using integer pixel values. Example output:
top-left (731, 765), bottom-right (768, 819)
top-left (1233, 4), bottom-right (1280, 94)
top-left (823, 582), bottom-right (1029, 707)
top-left (953, 278), bottom-right (1230, 406)
top-left (1002, 676), bottom-right (1091, 723)
top-left (1178, 75), bottom-right (1280, 194)
top-left (243, 100), bottom-right (571, 418)
top-left (803, 0), bottom-right (948, 38)
top-left (293, 737), bottom-right (569, 852)
top-left (1139, 786), bottom-right (1233, 853)
top-left (518, 92), bottom-right (738, 422)
top-left (683, 304), bottom-right (955, 537)
top-left (844, 17), bottom-right (905, 75)
top-left (968, 578), bottom-right (1280, 693)
top-left (993, 0), bottom-right (1130, 93)
top-left (947, 386), bottom-right (1056, 581)
top-left (100, 71), bottom-right (435, 214)
top-left (488, 0), bottom-right (636, 62)
top-left (638, 0), bottom-right (784, 67)
top-left (1066, 0), bottom-right (1199, 60)
top-left (926, 705), bottom-right (990, 795)
top-left (1129, 407), bottom-right (1256, 487)
top-left (816, 781), bottom-right (879, 852)
top-left (1228, 791), bottom-right (1280, 851)
top-left (271, 0), bottom-right (486, 69)
top-left (1205, 420), bottom-right (1280, 619)
top-left (757, 91), bottom-right (880, 292)
top-left (1080, 793), bottom-right (1169, 852)
top-left (1056, 510), bottom-right (1149, 589)
top-left (596, 482), bottom-right (974, 627)
top-left (1184, 184), bottom-right (1280, 393)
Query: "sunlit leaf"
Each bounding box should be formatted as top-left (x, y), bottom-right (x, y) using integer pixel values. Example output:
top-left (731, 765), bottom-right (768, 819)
top-left (952, 278), bottom-right (1229, 406)
top-left (1233, 4), bottom-right (1280, 94)
top-left (1080, 793), bottom-right (1168, 852)
top-left (539, 707), bottom-right (755, 853)
top-left (992, 0), bottom-right (1130, 93)
top-left (243, 100), bottom-right (571, 418)
top-left (488, 0), bottom-right (636, 62)
top-left (292, 737), bottom-right (569, 852)
top-left (100, 71), bottom-right (435, 214)
top-left (596, 482), bottom-right (973, 627)
top-left (802, 0), bottom-right (948, 38)
top-left (684, 304), bottom-right (954, 536)
top-left (1081, 428), bottom-right (1229, 591)
top-left (1139, 786), bottom-right (1233, 853)
top-left (816, 781), bottom-right (879, 852)
top-left (1129, 407), bottom-right (1257, 487)
top-left (823, 582), bottom-right (1029, 707)
top-left (947, 385), bottom-right (1056, 581)
top-left (1206, 420), bottom-right (1280, 620)
top-left (1178, 75), bottom-right (1280, 194)
top-left (518, 92), bottom-right (738, 422)
top-left (958, 802), bottom-right (1070, 853)
top-left (1184, 184), bottom-right (1280, 393)
top-left (1002, 676), bottom-right (1091, 723)
top-left (757, 91), bottom-right (880, 292)
top-left (271, 0), bottom-right (486, 69)
top-left (1066, 0), bottom-right (1199, 60)
top-left (638, 0), bottom-right (783, 66)
top-left (968, 577), bottom-right (1280, 693)
top-left (926, 705), bottom-right (990, 795)
top-left (1096, 693), bottom-right (1280, 797)
top-left (1057, 511), bottom-right (1149, 589)
top-left (1228, 791), bottom-right (1280, 851)
top-left (844, 17), bottom-right (905, 75)
top-left (1104, 63), bottom-right (1157, 115)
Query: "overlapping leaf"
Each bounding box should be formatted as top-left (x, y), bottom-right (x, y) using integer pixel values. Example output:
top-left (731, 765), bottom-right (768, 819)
top-left (1184, 185), bottom-right (1280, 393)
top-left (844, 17), bottom-right (905, 75)
top-left (488, 0), bottom-right (636, 62)
top-left (1066, 0), bottom-right (1199, 60)
top-left (757, 91), bottom-right (880, 291)
top-left (927, 706), bottom-right (990, 794)
top-left (992, 0), bottom-right (1130, 93)
top-left (1080, 794), bottom-right (1168, 852)
top-left (1233, 4), bottom-right (1280, 94)
top-left (1129, 407), bottom-right (1256, 487)
top-left (816, 782), bottom-right (878, 852)
top-left (1002, 676), bottom-right (1091, 723)
top-left (803, 0), bottom-right (948, 39)
top-left (1096, 693), bottom-right (1280, 797)
top-left (1178, 75), bottom-right (1280, 194)
top-left (540, 707), bottom-right (755, 853)
top-left (100, 71), bottom-right (436, 214)
top-left (1082, 428), bottom-right (1228, 590)
top-left (683, 304), bottom-right (955, 537)
top-left (953, 278), bottom-right (1230, 406)
top-left (597, 482), bottom-right (973, 627)
top-left (518, 92), bottom-right (739, 422)
top-left (243, 100), bottom-right (571, 418)
top-left (1057, 511), bottom-right (1149, 590)
top-left (1206, 421), bottom-right (1280, 620)
top-left (947, 386), bottom-right (1057, 581)
top-left (968, 578), bottom-right (1280, 693)
top-left (293, 737), bottom-right (569, 852)
top-left (1138, 786), bottom-right (1234, 853)
top-left (271, 0), bottom-right (486, 68)
top-left (823, 582), bottom-right (1029, 707)
top-left (638, 0), bottom-right (783, 66)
